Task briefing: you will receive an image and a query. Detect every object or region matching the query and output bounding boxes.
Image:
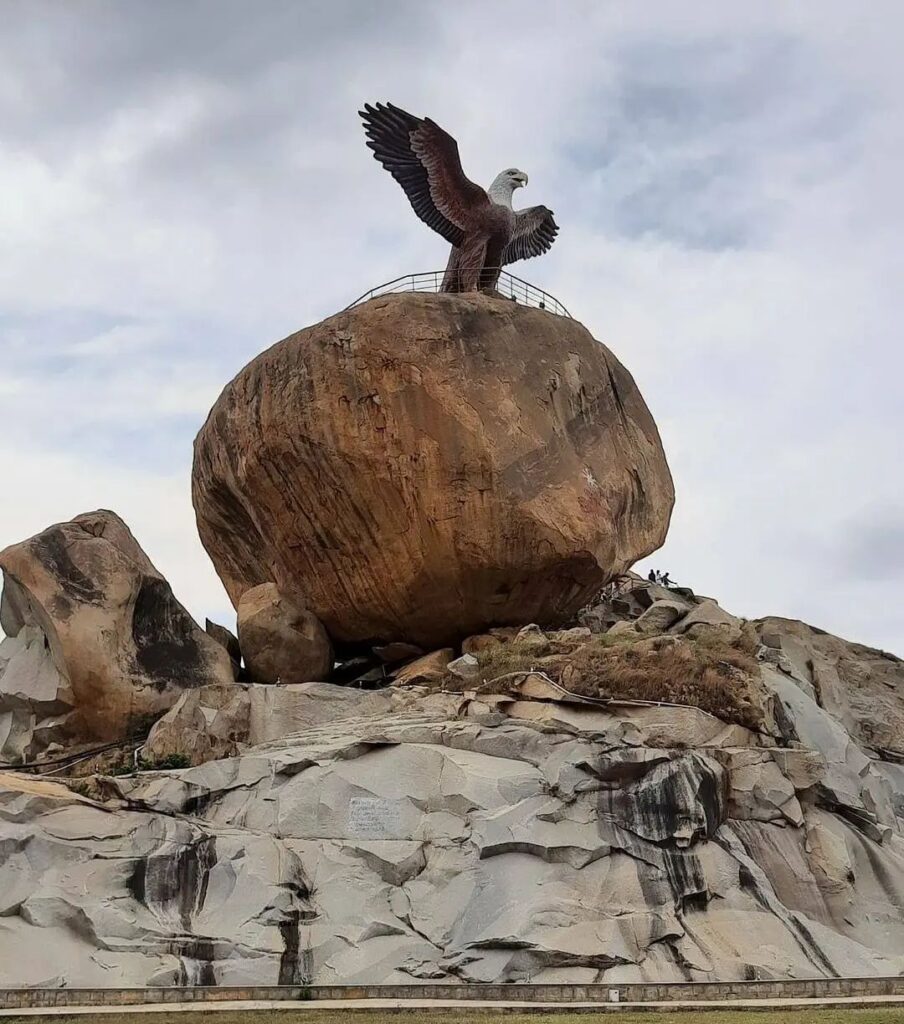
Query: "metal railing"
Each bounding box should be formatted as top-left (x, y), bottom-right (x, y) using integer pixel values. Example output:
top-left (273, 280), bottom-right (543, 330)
top-left (344, 270), bottom-right (572, 318)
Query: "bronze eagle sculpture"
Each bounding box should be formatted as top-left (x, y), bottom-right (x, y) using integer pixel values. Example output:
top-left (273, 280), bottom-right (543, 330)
top-left (361, 102), bottom-right (559, 293)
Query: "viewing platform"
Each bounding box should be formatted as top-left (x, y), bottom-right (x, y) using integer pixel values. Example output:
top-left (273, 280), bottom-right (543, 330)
top-left (344, 269), bottom-right (572, 318)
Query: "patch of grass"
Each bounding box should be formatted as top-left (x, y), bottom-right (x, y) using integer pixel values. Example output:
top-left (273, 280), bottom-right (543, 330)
top-left (467, 640), bottom-right (558, 684)
top-left (446, 623), bottom-right (765, 730)
top-left (559, 628), bottom-right (764, 729)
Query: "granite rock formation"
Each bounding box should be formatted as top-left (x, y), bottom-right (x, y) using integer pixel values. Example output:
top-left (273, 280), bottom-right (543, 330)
top-left (0, 511), bottom-right (234, 758)
top-left (3, 583), bottom-right (904, 986)
top-left (754, 616), bottom-right (904, 763)
top-left (192, 293), bottom-right (674, 648)
top-left (237, 583), bottom-right (332, 685)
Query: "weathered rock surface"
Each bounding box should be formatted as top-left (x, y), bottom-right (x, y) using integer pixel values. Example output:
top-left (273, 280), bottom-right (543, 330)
top-left (237, 583), bottom-right (332, 685)
top-left (755, 616), bottom-right (904, 762)
top-left (0, 626), bottom-right (72, 761)
top-left (0, 511), bottom-right (234, 757)
top-left (5, 652), bottom-right (904, 986)
top-left (635, 600), bottom-right (686, 635)
top-left (192, 292), bottom-right (674, 647)
top-left (392, 649), bottom-right (453, 687)
top-left (5, 567), bottom-right (904, 987)
top-left (205, 619), bottom-right (241, 678)
top-left (577, 575), bottom-right (689, 634)
top-left (143, 682), bottom-right (398, 764)
top-left (674, 599), bottom-right (741, 638)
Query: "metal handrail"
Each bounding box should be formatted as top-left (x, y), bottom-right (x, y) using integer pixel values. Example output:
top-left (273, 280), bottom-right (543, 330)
top-left (344, 269), bottom-right (572, 318)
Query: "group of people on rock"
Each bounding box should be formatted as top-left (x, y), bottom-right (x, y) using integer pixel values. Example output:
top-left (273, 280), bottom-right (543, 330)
top-left (647, 569), bottom-right (673, 587)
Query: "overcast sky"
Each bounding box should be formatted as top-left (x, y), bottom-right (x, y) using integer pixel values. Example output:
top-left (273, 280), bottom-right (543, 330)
top-left (1, 1), bottom-right (902, 654)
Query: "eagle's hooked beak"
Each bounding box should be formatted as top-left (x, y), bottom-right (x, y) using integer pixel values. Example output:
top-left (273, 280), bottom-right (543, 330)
top-left (519, 173), bottom-right (528, 187)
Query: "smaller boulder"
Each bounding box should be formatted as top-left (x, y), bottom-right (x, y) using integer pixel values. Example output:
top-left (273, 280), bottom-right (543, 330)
top-left (237, 583), bottom-right (332, 685)
top-left (672, 599), bottom-right (741, 636)
top-left (393, 649), bottom-right (453, 687)
top-left (719, 748), bottom-right (803, 826)
top-left (555, 626), bottom-right (592, 643)
top-left (635, 583), bottom-right (686, 610)
top-left (462, 634), bottom-right (503, 656)
top-left (512, 624), bottom-right (551, 656)
top-left (447, 653), bottom-right (480, 681)
top-left (635, 600), bottom-right (687, 635)
top-left (515, 624), bottom-right (545, 640)
top-left (606, 620), bottom-right (639, 638)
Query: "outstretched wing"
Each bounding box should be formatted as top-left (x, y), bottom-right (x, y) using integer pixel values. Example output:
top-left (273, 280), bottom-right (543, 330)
top-left (502, 205), bottom-right (559, 265)
top-left (360, 102), bottom-right (489, 247)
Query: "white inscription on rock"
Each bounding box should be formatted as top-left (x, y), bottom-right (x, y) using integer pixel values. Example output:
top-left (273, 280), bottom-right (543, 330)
top-left (347, 797), bottom-right (402, 838)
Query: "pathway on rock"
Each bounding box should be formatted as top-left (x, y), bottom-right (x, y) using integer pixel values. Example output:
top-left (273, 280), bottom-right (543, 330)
top-left (6, 994), bottom-right (904, 1016)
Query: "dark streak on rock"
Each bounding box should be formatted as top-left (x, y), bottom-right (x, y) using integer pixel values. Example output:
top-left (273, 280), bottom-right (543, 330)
top-left (278, 872), bottom-right (317, 985)
top-left (127, 835), bottom-right (217, 933)
top-left (131, 576), bottom-right (204, 688)
top-left (32, 528), bottom-right (104, 605)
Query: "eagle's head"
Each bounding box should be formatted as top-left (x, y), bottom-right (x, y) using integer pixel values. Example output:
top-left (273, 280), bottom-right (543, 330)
top-left (488, 168), bottom-right (529, 207)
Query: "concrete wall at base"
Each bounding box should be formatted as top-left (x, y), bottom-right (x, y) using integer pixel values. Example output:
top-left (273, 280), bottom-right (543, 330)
top-left (2, 978), bottom-right (904, 1009)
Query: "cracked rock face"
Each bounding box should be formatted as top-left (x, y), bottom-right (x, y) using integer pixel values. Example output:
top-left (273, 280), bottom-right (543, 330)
top-left (0, 511), bottom-right (235, 756)
top-left (5, 670), bottom-right (904, 987)
top-left (755, 616), bottom-right (904, 763)
top-left (191, 292), bottom-right (674, 647)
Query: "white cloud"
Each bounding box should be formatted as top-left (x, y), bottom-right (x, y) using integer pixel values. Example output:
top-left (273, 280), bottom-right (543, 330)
top-left (1, 0), bottom-right (902, 653)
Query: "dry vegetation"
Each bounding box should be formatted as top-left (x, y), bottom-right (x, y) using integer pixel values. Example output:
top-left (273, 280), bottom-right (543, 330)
top-left (560, 628), bottom-right (763, 728)
top-left (444, 624), bottom-right (766, 730)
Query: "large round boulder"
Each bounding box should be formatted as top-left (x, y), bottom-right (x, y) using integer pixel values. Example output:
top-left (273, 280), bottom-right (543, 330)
top-left (192, 292), bottom-right (674, 648)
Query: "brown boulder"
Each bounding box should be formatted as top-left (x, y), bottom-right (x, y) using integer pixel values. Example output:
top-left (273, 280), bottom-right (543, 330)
top-left (0, 510), bottom-right (234, 746)
top-left (462, 633), bottom-right (504, 656)
top-left (192, 292), bottom-right (674, 648)
top-left (392, 649), bottom-right (453, 687)
top-left (237, 583), bottom-right (332, 684)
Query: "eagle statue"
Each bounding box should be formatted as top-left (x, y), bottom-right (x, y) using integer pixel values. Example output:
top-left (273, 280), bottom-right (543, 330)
top-left (360, 102), bottom-right (559, 293)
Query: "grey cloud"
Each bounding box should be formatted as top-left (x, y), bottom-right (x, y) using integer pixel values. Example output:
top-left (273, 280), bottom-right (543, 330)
top-left (563, 33), bottom-right (862, 250)
top-left (1, 1), bottom-right (902, 655)
top-left (831, 512), bottom-right (904, 583)
top-left (1, 1), bottom-right (431, 141)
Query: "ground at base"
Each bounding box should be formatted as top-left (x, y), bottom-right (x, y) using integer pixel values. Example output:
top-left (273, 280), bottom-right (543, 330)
top-left (4, 1004), bottom-right (904, 1023)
